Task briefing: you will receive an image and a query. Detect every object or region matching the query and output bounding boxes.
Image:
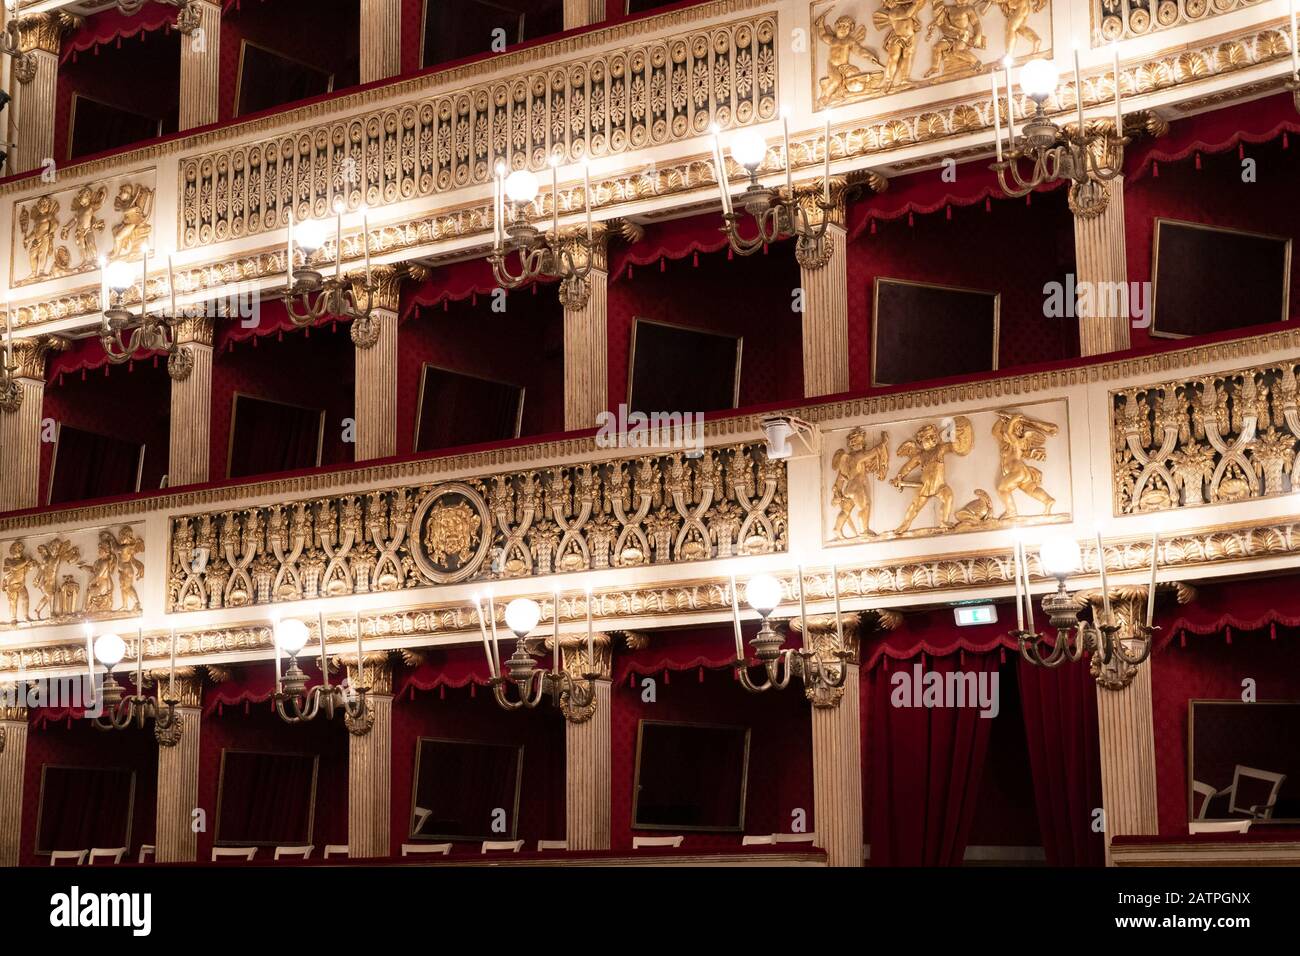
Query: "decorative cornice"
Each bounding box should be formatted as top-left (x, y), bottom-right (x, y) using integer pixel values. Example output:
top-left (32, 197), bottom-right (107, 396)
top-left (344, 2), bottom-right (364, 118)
top-left (13, 11), bottom-right (81, 55)
top-left (173, 316), bottom-right (214, 347)
top-left (10, 336), bottom-right (67, 380)
top-left (5, 514), bottom-right (1299, 676)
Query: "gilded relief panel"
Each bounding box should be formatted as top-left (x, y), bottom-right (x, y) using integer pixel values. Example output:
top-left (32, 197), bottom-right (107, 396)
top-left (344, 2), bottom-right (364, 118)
top-left (809, 0), bottom-right (1054, 109)
top-left (1112, 359), bottom-right (1300, 514)
top-left (1, 522), bottom-right (146, 629)
top-left (1092, 0), bottom-right (1264, 44)
top-left (821, 398), bottom-right (1072, 544)
top-left (167, 444), bottom-right (788, 612)
top-left (10, 169), bottom-right (156, 287)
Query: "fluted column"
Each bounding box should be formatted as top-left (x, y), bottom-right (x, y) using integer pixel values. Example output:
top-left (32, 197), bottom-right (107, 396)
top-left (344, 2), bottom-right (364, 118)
top-left (559, 633), bottom-right (612, 851)
top-left (360, 0), bottom-right (402, 83)
top-left (1089, 592), bottom-right (1158, 864)
top-left (796, 182), bottom-right (850, 398)
top-left (0, 701), bottom-right (28, 867)
top-left (10, 13), bottom-right (79, 174)
top-left (793, 613), bottom-right (863, 866)
top-left (0, 338), bottom-right (61, 512)
top-left (1073, 175), bottom-right (1131, 356)
top-left (352, 267), bottom-right (402, 461)
top-left (177, 0), bottom-right (221, 130)
top-left (167, 317), bottom-right (214, 488)
top-left (560, 228), bottom-right (608, 431)
top-left (563, 0), bottom-right (606, 30)
top-left (347, 656), bottom-right (392, 858)
top-left (154, 671), bottom-right (202, 863)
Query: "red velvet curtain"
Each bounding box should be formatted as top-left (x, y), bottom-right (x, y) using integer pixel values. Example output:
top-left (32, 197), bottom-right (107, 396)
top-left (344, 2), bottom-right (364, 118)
top-left (226, 394), bottom-right (323, 478)
top-left (36, 766), bottom-right (135, 852)
top-left (214, 751), bottom-right (317, 845)
top-left (1017, 657), bottom-right (1105, 866)
top-left (61, 1), bottom-right (177, 64)
top-left (48, 424), bottom-right (143, 504)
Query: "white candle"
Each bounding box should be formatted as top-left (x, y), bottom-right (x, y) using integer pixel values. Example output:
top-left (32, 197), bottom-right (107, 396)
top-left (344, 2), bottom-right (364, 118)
top-left (140, 248), bottom-right (148, 310)
top-left (168, 628), bottom-right (176, 698)
top-left (711, 127), bottom-right (733, 215)
top-left (135, 626), bottom-right (143, 692)
top-left (100, 258), bottom-right (109, 314)
top-left (831, 564), bottom-right (843, 648)
top-left (361, 209), bottom-right (372, 286)
top-left (84, 626), bottom-right (96, 703)
top-left (552, 588), bottom-right (561, 673)
top-left (1292, 0), bottom-right (1299, 79)
top-left (4, 297), bottom-right (12, 366)
top-left (1146, 532), bottom-right (1159, 627)
top-left (729, 574), bottom-right (744, 659)
top-left (1013, 542), bottom-right (1024, 631)
top-left (272, 618), bottom-right (282, 691)
top-left (493, 169), bottom-right (502, 247)
top-left (318, 611), bottom-right (330, 688)
top-left (334, 210), bottom-right (342, 281)
top-left (585, 586), bottom-right (594, 666)
top-left (1096, 533), bottom-right (1112, 623)
top-left (474, 597), bottom-right (496, 678)
top-left (781, 112), bottom-right (792, 194)
top-left (487, 592), bottom-right (501, 675)
top-left (1112, 44), bottom-right (1123, 132)
top-left (583, 162), bottom-right (593, 243)
top-left (796, 564), bottom-right (808, 648)
top-left (1022, 542), bottom-right (1035, 635)
top-left (551, 161), bottom-right (560, 238)
top-left (822, 113), bottom-right (831, 203)
top-left (355, 610), bottom-right (364, 686)
top-left (1004, 60), bottom-right (1016, 146)
top-left (991, 71), bottom-right (1003, 163)
top-left (167, 255), bottom-right (177, 316)
top-left (287, 209), bottom-right (295, 283)
top-left (1073, 47), bottom-right (1085, 136)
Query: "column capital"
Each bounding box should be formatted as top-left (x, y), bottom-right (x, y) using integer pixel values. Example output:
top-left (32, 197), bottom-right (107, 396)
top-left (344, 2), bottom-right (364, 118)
top-left (552, 633), bottom-right (613, 724)
top-left (0, 694), bottom-right (28, 724)
top-left (12, 11), bottom-right (81, 56)
top-left (350, 265), bottom-right (407, 347)
top-left (144, 667), bottom-right (204, 709)
top-left (175, 0), bottom-right (219, 35)
top-left (332, 653), bottom-right (394, 696)
top-left (174, 316), bottom-right (215, 347)
top-left (790, 608), bottom-right (900, 707)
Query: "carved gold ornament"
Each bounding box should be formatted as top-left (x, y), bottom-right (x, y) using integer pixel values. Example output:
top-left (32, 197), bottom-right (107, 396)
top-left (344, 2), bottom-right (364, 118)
top-left (0, 524), bottom-right (147, 629)
top-left (1113, 360), bottom-right (1300, 515)
top-left (1093, 0), bottom-right (1262, 42)
top-left (417, 488), bottom-right (488, 581)
top-left (993, 410), bottom-right (1058, 518)
top-left (110, 184), bottom-right (155, 260)
top-left (890, 415), bottom-right (976, 534)
top-left (831, 427), bottom-right (890, 539)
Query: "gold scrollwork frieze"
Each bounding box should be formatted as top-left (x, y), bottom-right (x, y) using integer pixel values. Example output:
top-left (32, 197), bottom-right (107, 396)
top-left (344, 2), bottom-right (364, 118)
top-left (1092, 0), bottom-right (1264, 44)
top-left (166, 443), bottom-right (788, 612)
top-left (1112, 357), bottom-right (1300, 515)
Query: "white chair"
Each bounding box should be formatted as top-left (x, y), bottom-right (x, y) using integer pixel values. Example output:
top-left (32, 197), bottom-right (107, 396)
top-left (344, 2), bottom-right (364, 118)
top-left (774, 833), bottom-right (817, 844)
top-left (633, 836), bottom-right (684, 849)
top-left (49, 850), bottom-right (87, 866)
top-left (274, 845), bottom-right (313, 861)
top-left (1190, 820), bottom-right (1252, 835)
top-left (323, 845), bottom-right (349, 859)
top-left (1192, 781), bottom-right (1225, 820)
top-left (137, 845), bottom-right (155, 864)
top-left (742, 834), bottom-right (777, 846)
top-left (481, 840), bottom-right (524, 854)
top-left (211, 847), bottom-right (257, 862)
top-left (88, 847), bottom-right (127, 864)
top-left (411, 806), bottom-right (433, 834)
top-left (537, 840), bottom-right (567, 852)
top-left (401, 843), bottom-right (452, 857)
top-left (1229, 766), bottom-right (1287, 820)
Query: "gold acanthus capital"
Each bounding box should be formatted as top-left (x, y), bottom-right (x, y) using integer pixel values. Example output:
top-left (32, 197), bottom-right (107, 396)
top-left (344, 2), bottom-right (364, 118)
top-left (142, 667), bottom-right (204, 709)
top-left (330, 652), bottom-right (395, 696)
top-left (173, 316), bottom-right (214, 348)
top-left (554, 223), bottom-right (610, 275)
top-left (548, 631), bottom-right (614, 682)
top-left (791, 176), bottom-right (851, 230)
top-left (10, 336), bottom-right (68, 381)
top-left (1075, 581), bottom-right (1195, 690)
top-left (0, 691), bottom-right (29, 723)
top-left (13, 12), bottom-right (82, 56)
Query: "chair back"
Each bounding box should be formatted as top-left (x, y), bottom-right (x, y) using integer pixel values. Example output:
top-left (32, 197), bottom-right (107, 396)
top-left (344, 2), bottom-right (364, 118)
top-left (323, 845), bottom-right (349, 859)
top-left (211, 847), bottom-right (258, 862)
top-left (1189, 820), bottom-right (1252, 835)
top-left (50, 850), bottom-right (87, 867)
top-left (632, 836), bottom-right (684, 848)
top-left (88, 847), bottom-right (127, 864)
top-left (481, 840), bottom-right (524, 853)
top-left (742, 835), bottom-right (777, 846)
top-left (274, 845), bottom-right (314, 860)
top-left (1230, 766), bottom-right (1287, 819)
top-left (401, 843), bottom-right (452, 857)
top-left (536, 840), bottom-right (567, 852)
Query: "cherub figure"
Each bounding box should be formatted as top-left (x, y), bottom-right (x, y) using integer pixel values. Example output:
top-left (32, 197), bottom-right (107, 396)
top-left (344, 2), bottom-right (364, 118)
top-left (925, 0), bottom-right (988, 78)
top-left (33, 540), bottom-right (80, 619)
top-left (2, 541), bottom-right (34, 624)
top-left (114, 526), bottom-right (144, 614)
top-left (993, 410), bottom-right (1059, 518)
top-left (890, 416), bottom-right (974, 533)
top-left (815, 10), bottom-right (884, 106)
top-left (110, 183), bottom-right (155, 260)
top-left (989, 0), bottom-right (1045, 59)
top-left (60, 184), bottom-right (106, 269)
top-left (831, 427), bottom-right (890, 539)
top-left (19, 195), bottom-right (64, 279)
top-left (80, 532), bottom-right (117, 614)
top-left (874, 0), bottom-right (928, 92)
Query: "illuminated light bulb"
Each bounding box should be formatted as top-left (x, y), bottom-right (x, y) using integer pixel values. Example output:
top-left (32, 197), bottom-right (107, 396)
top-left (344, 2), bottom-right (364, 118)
top-left (94, 633), bottom-right (126, 668)
top-left (293, 218), bottom-right (328, 253)
top-left (730, 129), bottom-right (768, 170)
top-left (1020, 58), bottom-right (1060, 102)
top-left (275, 618), bottom-right (310, 656)
top-left (1039, 534), bottom-right (1083, 579)
top-left (505, 598), bottom-right (541, 639)
top-left (746, 574), bottom-right (783, 618)
top-left (105, 260), bottom-right (135, 292)
top-left (504, 169), bottom-right (540, 204)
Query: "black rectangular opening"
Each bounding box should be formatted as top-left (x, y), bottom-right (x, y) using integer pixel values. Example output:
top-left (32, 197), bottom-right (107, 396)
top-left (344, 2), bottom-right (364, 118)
top-left (236, 41), bottom-right (334, 116)
top-left (414, 364), bottom-right (524, 452)
top-left (69, 94), bottom-right (165, 160)
top-left (422, 0), bottom-right (563, 68)
top-left (872, 278), bottom-right (1000, 386)
top-left (48, 424), bottom-right (145, 505)
top-left (215, 750), bottom-right (319, 846)
top-left (227, 393), bottom-right (325, 479)
top-left (632, 720), bottom-right (750, 831)
top-left (36, 765), bottom-right (136, 854)
top-left (628, 318), bottom-right (741, 414)
top-left (1189, 701), bottom-right (1300, 824)
top-left (409, 738), bottom-right (524, 841)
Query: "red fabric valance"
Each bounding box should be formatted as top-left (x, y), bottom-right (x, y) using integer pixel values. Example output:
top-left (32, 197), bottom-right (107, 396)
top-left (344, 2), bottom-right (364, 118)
top-left (608, 213), bottom-right (733, 282)
top-left (1160, 573), bottom-right (1300, 650)
top-left (394, 644), bottom-right (494, 698)
top-left (861, 604), bottom-right (1018, 670)
top-left (46, 335), bottom-right (167, 384)
top-left (400, 257), bottom-right (555, 322)
top-left (62, 2), bottom-right (176, 64)
top-left (214, 297), bottom-right (344, 351)
top-left (203, 660), bottom-right (280, 716)
top-left (612, 623), bottom-right (803, 686)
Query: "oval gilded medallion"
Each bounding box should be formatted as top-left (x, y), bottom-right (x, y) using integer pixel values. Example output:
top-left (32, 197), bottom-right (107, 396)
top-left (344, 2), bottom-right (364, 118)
top-left (410, 482), bottom-right (491, 584)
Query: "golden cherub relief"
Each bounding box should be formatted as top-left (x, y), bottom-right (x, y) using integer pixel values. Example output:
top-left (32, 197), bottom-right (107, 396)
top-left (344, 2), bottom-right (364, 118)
top-left (10, 171), bottom-right (156, 287)
top-left (823, 400), bottom-right (1071, 543)
top-left (0, 525), bottom-right (144, 626)
top-left (811, 0), bottom-right (1052, 108)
